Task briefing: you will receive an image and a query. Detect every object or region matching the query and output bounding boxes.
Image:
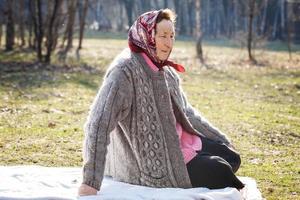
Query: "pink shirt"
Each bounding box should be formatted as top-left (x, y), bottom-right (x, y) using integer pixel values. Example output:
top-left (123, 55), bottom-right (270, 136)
top-left (141, 53), bottom-right (202, 164)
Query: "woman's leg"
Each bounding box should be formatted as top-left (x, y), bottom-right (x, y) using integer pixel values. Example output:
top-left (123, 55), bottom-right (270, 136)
top-left (186, 136), bottom-right (244, 189)
top-left (200, 136), bottom-right (241, 173)
top-left (186, 153), bottom-right (244, 189)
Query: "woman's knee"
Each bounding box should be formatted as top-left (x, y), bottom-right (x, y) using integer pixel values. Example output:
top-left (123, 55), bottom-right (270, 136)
top-left (230, 151), bottom-right (241, 173)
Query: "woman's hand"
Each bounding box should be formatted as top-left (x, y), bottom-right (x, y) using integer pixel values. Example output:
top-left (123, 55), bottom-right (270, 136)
top-left (78, 183), bottom-right (98, 196)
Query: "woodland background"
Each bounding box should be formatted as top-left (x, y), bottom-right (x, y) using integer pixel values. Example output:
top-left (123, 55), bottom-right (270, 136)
top-left (0, 1), bottom-right (299, 200)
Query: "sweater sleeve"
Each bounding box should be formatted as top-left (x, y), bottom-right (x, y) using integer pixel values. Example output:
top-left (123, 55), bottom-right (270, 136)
top-left (81, 67), bottom-right (132, 190)
top-left (168, 67), bottom-right (231, 145)
top-left (180, 88), bottom-right (231, 145)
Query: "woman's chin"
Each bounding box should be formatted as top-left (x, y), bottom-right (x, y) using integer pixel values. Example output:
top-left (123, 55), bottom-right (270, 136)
top-left (158, 56), bottom-right (169, 62)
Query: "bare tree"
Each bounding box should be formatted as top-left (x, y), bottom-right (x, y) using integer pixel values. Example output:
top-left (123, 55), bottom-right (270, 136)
top-left (116, 1), bottom-right (125, 31)
top-left (279, 0), bottom-right (285, 40)
top-left (259, 0), bottom-right (268, 35)
top-left (0, 1), bottom-right (4, 48)
top-left (5, 0), bottom-right (15, 51)
top-left (173, 0), bottom-right (188, 35)
top-left (0, 21), bottom-right (2, 47)
top-left (45, 0), bottom-right (63, 63)
top-left (18, 0), bottom-right (26, 47)
top-left (203, 0), bottom-right (211, 36)
top-left (173, 0), bottom-right (181, 33)
top-left (30, 0), bottom-right (44, 61)
top-left (195, 0), bottom-right (204, 63)
top-left (62, 0), bottom-right (78, 51)
top-left (28, 0), bottom-right (64, 63)
top-left (286, 0), bottom-right (298, 60)
top-left (78, 0), bottom-right (89, 50)
top-left (123, 0), bottom-right (134, 29)
top-left (247, 0), bottom-right (256, 63)
top-left (187, 0), bottom-right (195, 35)
top-left (271, 1), bottom-right (280, 40)
top-left (1, 0), bottom-right (299, 64)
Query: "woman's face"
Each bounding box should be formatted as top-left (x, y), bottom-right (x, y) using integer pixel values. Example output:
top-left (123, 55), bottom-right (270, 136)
top-left (155, 19), bottom-right (175, 61)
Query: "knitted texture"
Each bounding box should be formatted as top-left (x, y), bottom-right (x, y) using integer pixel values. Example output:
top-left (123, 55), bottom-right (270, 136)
top-left (82, 49), bottom-right (231, 190)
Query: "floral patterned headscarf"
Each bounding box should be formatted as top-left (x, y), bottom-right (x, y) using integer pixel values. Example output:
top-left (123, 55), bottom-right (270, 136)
top-left (128, 10), bottom-right (185, 72)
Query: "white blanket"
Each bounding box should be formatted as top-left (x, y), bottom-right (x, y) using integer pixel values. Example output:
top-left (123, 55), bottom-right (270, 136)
top-left (0, 166), bottom-right (263, 200)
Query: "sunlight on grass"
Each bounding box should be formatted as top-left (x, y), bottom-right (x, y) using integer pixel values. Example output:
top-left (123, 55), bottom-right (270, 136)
top-left (0, 37), bottom-right (299, 200)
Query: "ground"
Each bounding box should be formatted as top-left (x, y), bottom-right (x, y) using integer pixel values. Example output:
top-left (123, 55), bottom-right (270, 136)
top-left (0, 35), bottom-right (299, 200)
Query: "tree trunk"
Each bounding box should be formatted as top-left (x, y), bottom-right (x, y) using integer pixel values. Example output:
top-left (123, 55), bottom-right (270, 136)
top-left (180, 0), bottom-right (188, 35)
top-left (52, 0), bottom-right (64, 50)
top-left (218, 1), bottom-right (225, 36)
top-left (279, 0), bottom-right (285, 40)
top-left (260, 0), bottom-right (268, 35)
top-left (195, 0), bottom-right (204, 63)
top-left (28, 12), bottom-right (34, 49)
top-left (164, 0), bottom-right (168, 8)
top-left (272, 4), bottom-right (280, 40)
top-left (26, 0), bottom-right (33, 48)
top-left (187, 0), bottom-right (194, 35)
top-left (247, 0), bottom-right (256, 63)
top-left (173, 0), bottom-right (181, 34)
top-left (206, 0), bottom-right (211, 36)
top-left (293, 4), bottom-right (300, 43)
top-left (228, 0), bottom-right (236, 38)
top-left (45, 0), bottom-right (63, 63)
top-left (213, 0), bottom-right (220, 38)
top-left (33, 0), bottom-right (44, 62)
top-left (233, 0), bottom-right (239, 37)
top-left (78, 0), bottom-right (89, 50)
top-left (64, 0), bottom-right (77, 52)
top-left (0, 20), bottom-right (3, 47)
top-left (5, 0), bottom-right (15, 51)
top-left (117, 1), bottom-right (124, 31)
top-left (124, 0), bottom-right (134, 29)
top-left (19, 0), bottom-right (26, 47)
top-left (287, 1), bottom-right (293, 60)
top-left (225, 0), bottom-right (232, 38)
top-left (30, 0), bottom-right (44, 61)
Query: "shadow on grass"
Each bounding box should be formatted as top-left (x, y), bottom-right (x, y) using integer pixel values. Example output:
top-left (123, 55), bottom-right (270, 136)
top-left (0, 49), bottom-right (36, 62)
top-left (73, 75), bottom-right (101, 90)
top-left (0, 61), bottom-right (104, 91)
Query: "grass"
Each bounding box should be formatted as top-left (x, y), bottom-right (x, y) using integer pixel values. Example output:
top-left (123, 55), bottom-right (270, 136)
top-left (0, 36), bottom-right (299, 199)
top-left (181, 68), bottom-right (300, 200)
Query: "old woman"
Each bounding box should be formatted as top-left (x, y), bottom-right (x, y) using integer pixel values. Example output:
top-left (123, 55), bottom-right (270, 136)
top-left (78, 9), bottom-right (244, 196)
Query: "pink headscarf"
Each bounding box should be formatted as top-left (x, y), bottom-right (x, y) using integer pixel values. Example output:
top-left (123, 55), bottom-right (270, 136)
top-left (128, 10), bottom-right (185, 73)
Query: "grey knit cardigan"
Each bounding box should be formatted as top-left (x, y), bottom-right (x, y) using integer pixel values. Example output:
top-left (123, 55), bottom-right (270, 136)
top-left (82, 49), bottom-right (231, 190)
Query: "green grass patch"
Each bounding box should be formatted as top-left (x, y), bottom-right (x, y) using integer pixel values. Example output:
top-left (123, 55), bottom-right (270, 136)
top-left (0, 38), bottom-right (299, 199)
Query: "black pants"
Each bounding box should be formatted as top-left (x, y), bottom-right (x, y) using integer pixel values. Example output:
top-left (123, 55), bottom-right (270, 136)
top-left (186, 136), bottom-right (245, 190)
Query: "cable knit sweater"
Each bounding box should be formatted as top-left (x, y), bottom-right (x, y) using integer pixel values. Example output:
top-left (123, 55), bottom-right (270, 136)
top-left (82, 48), bottom-right (231, 190)
top-left (141, 52), bottom-right (202, 164)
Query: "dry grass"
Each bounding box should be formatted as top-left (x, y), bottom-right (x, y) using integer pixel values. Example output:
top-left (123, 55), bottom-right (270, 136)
top-left (0, 35), bottom-right (299, 199)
